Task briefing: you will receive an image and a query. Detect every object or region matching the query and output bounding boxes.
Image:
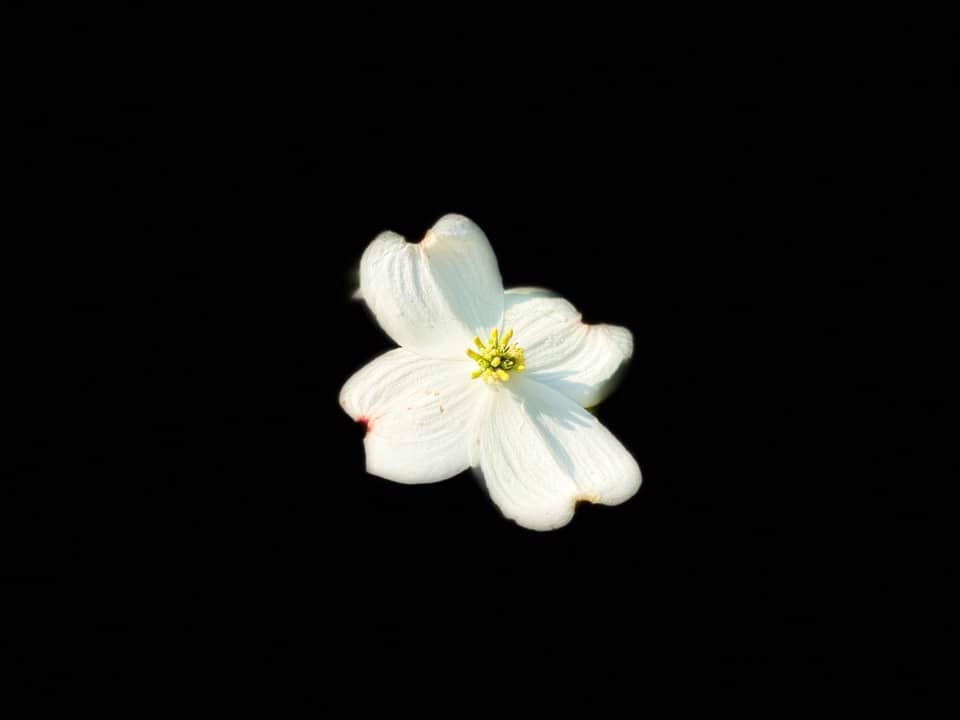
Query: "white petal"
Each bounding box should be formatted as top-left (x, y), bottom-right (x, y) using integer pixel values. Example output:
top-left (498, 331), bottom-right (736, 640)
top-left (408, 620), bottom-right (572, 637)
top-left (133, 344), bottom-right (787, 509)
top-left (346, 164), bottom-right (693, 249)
top-left (503, 288), bottom-right (633, 407)
top-left (476, 376), bottom-right (641, 531)
top-left (360, 215), bottom-right (504, 358)
top-left (339, 348), bottom-right (487, 484)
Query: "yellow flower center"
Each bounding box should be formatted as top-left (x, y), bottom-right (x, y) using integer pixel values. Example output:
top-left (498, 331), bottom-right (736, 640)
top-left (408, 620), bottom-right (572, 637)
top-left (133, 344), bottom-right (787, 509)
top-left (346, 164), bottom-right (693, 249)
top-left (467, 327), bottom-right (526, 384)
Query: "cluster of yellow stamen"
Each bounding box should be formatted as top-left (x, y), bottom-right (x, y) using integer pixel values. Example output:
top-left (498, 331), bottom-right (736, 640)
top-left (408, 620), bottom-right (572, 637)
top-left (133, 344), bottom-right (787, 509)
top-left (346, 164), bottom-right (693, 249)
top-left (467, 328), bottom-right (525, 384)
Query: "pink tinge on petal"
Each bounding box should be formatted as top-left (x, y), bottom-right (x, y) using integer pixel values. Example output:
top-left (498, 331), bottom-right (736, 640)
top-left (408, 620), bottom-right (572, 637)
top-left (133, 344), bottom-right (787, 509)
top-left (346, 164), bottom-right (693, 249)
top-left (356, 416), bottom-right (372, 435)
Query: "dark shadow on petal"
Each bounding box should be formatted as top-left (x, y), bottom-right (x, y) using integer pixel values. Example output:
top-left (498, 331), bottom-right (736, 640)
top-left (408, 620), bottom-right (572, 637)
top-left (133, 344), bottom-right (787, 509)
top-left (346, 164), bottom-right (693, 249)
top-left (506, 377), bottom-right (596, 477)
top-left (531, 358), bottom-right (630, 408)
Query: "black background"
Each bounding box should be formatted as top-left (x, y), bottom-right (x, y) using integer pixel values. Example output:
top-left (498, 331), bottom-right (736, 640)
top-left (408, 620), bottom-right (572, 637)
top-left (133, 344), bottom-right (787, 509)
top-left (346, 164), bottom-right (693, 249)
top-left (11, 25), bottom-right (950, 702)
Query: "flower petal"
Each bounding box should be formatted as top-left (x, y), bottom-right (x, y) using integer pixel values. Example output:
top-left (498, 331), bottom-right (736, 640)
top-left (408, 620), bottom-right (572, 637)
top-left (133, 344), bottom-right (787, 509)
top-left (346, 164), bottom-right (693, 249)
top-left (360, 215), bottom-right (504, 358)
top-left (339, 348), bottom-right (486, 484)
top-left (476, 376), bottom-right (641, 531)
top-left (503, 287), bottom-right (633, 408)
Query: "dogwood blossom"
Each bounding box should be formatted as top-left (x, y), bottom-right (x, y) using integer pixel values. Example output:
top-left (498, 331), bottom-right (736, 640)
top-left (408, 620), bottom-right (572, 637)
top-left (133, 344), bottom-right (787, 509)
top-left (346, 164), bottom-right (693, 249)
top-left (340, 214), bottom-right (640, 530)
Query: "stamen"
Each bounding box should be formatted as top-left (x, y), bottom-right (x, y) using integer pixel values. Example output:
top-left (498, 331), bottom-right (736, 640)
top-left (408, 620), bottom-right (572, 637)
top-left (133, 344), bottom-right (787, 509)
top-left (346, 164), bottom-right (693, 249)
top-left (466, 327), bottom-right (525, 384)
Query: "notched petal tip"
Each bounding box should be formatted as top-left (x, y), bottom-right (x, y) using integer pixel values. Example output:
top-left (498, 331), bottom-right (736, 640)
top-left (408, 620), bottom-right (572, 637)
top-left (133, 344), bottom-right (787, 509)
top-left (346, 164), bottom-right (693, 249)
top-left (572, 493), bottom-right (602, 509)
top-left (356, 415), bottom-right (372, 436)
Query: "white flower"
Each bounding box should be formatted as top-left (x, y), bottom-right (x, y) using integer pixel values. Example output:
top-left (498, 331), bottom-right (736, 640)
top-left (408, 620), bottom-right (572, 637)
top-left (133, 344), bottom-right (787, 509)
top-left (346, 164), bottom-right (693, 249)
top-left (339, 214), bottom-right (641, 530)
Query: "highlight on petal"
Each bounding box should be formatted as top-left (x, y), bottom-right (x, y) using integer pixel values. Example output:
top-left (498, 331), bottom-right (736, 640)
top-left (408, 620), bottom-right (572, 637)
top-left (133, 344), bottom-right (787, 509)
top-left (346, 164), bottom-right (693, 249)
top-left (359, 214), bottom-right (504, 358)
top-left (475, 376), bottom-right (641, 531)
top-left (502, 287), bottom-right (633, 408)
top-left (339, 348), bottom-right (489, 484)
